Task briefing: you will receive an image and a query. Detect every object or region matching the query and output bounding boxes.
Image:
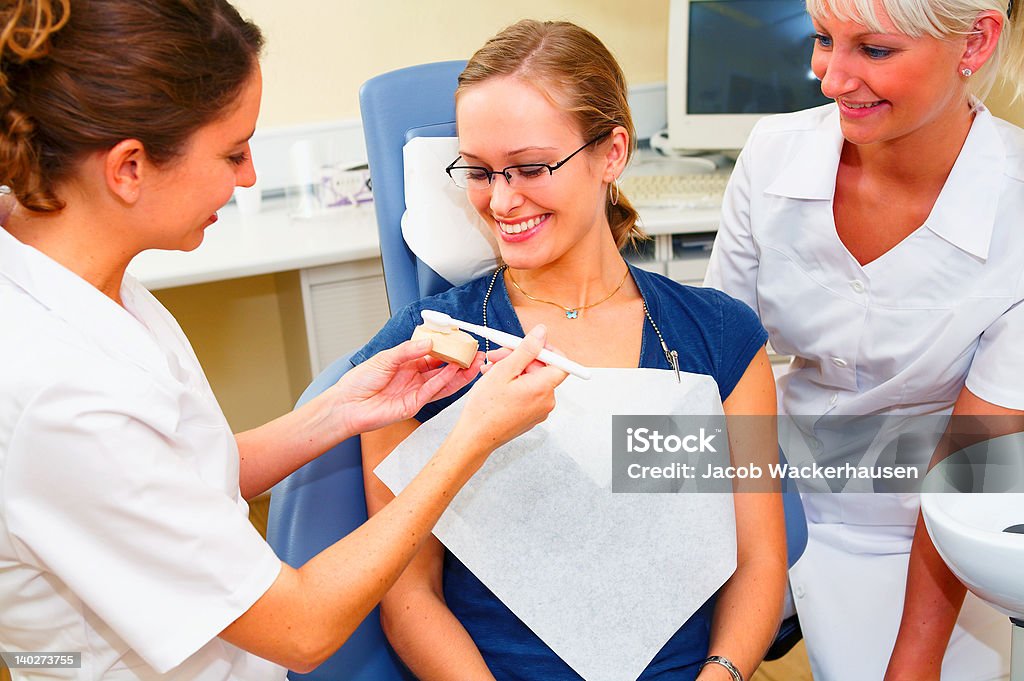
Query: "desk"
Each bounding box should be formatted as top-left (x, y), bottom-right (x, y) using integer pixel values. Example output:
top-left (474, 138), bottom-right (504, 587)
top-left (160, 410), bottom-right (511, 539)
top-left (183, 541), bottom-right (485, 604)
top-left (128, 200), bottom-right (390, 431)
top-left (130, 199), bottom-right (380, 290)
top-left (633, 207), bottom-right (718, 283)
top-left (626, 150), bottom-right (725, 274)
top-left (130, 199), bottom-right (391, 377)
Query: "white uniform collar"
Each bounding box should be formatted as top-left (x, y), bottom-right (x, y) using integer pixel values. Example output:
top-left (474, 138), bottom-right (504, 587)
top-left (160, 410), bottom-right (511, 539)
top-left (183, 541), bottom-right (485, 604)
top-left (0, 226), bottom-right (171, 376)
top-left (926, 104), bottom-right (1003, 260)
top-left (765, 102), bottom-right (1004, 260)
top-left (764, 105), bottom-right (844, 201)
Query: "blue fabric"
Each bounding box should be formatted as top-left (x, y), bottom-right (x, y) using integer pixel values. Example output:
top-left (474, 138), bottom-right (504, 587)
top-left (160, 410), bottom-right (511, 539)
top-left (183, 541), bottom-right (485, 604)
top-left (352, 264), bottom-right (767, 418)
top-left (351, 264), bottom-right (767, 680)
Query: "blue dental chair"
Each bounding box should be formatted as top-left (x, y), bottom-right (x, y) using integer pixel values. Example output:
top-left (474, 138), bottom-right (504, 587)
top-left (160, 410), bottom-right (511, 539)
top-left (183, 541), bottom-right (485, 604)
top-left (358, 60), bottom-right (467, 312)
top-left (266, 60), bottom-right (807, 680)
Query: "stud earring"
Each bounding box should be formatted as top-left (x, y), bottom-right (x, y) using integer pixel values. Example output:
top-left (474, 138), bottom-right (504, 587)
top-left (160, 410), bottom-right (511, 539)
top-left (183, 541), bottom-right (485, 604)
top-left (961, 67), bottom-right (973, 77)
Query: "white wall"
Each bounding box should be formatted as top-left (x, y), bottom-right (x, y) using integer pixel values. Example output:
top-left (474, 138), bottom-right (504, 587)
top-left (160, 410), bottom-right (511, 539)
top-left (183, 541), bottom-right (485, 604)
top-left (235, 0), bottom-right (1020, 130)
top-left (233, 0), bottom-right (670, 127)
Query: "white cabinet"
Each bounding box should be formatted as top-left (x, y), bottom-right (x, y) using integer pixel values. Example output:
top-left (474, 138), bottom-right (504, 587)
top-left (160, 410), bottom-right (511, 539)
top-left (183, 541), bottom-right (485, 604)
top-left (300, 258), bottom-right (391, 376)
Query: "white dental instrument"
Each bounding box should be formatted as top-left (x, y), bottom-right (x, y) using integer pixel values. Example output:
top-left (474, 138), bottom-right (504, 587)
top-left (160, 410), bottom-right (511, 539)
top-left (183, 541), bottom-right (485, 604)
top-left (421, 309), bottom-right (592, 380)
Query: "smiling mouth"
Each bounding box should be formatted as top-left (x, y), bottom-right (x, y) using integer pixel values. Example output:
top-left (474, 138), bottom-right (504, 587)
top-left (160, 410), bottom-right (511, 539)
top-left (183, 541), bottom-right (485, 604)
top-left (496, 214), bottom-right (548, 235)
top-left (841, 99), bottom-right (884, 109)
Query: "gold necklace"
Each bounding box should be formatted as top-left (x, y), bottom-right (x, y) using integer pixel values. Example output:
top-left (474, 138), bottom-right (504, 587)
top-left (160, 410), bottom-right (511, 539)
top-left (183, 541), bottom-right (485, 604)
top-left (506, 265), bottom-right (630, 320)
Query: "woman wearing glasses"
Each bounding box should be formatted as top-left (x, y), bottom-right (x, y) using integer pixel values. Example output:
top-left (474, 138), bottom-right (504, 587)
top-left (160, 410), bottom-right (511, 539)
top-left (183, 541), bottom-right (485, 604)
top-left (705, 0), bottom-right (1024, 678)
top-left (355, 19), bottom-right (786, 681)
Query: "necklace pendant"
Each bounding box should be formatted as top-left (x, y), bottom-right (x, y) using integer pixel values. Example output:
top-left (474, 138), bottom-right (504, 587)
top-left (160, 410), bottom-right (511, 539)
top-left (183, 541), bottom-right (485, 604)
top-left (565, 309), bottom-right (579, 320)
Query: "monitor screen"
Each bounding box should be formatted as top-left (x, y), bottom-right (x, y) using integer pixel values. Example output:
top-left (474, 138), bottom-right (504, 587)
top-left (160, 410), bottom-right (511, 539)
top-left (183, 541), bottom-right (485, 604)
top-left (667, 0), bottom-right (831, 152)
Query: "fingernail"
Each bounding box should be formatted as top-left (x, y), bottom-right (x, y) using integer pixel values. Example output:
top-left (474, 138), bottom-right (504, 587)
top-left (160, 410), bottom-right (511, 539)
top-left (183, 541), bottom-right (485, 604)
top-left (414, 339), bottom-right (431, 350)
top-left (527, 324), bottom-right (546, 339)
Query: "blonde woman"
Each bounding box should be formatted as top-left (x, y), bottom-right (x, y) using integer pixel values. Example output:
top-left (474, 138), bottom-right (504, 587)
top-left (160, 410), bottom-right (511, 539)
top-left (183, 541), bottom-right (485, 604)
top-left (705, 0), bottom-right (1024, 678)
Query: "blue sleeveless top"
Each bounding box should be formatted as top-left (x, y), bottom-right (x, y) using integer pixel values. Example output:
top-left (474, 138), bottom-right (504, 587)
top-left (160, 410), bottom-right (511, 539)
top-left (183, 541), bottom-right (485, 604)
top-left (352, 265), bottom-right (767, 680)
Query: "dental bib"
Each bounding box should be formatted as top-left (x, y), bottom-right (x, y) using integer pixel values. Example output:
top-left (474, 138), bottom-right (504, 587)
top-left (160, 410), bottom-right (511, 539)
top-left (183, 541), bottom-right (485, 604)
top-left (375, 368), bottom-right (736, 681)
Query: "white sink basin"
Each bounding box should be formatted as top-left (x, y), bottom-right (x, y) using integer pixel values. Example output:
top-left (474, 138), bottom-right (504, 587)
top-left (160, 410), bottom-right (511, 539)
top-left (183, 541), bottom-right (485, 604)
top-left (921, 433), bottom-right (1024, 620)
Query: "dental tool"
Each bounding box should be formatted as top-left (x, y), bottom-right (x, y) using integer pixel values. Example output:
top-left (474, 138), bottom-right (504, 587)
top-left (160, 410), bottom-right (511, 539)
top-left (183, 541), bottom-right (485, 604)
top-left (420, 309), bottom-right (592, 380)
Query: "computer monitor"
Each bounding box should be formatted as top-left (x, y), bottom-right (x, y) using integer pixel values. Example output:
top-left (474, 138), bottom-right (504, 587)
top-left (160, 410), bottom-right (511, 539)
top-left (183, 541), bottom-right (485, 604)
top-left (666, 0), bottom-right (831, 153)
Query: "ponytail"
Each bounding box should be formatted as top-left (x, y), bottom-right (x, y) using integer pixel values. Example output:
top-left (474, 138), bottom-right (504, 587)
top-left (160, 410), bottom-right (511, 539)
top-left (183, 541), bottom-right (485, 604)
top-left (607, 190), bottom-right (643, 251)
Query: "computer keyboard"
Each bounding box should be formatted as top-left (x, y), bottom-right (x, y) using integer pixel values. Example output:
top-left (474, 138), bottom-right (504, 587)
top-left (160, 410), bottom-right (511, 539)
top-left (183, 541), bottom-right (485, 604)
top-left (620, 171), bottom-right (732, 211)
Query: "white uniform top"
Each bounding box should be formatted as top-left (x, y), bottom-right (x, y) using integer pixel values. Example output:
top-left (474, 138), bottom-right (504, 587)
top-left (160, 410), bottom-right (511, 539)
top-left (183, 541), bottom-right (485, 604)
top-left (0, 227), bottom-right (285, 681)
top-left (705, 103), bottom-right (1023, 680)
top-left (706, 102), bottom-right (1024, 523)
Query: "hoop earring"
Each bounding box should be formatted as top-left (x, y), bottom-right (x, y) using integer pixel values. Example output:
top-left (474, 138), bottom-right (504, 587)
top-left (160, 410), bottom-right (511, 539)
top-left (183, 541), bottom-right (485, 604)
top-left (609, 178), bottom-right (620, 206)
top-left (961, 67), bottom-right (973, 77)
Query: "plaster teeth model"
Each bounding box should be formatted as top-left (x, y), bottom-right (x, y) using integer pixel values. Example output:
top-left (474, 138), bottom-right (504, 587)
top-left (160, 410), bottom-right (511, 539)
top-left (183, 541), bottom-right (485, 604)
top-left (411, 323), bottom-right (479, 369)
top-left (418, 309), bottom-right (592, 379)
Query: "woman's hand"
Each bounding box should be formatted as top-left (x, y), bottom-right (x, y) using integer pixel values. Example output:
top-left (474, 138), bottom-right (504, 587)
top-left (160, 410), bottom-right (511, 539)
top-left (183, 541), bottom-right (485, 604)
top-left (887, 389), bottom-right (1024, 681)
top-left (236, 326), bottom-right (565, 499)
top-left (330, 338), bottom-right (484, 437)
top-left (447, 324), bottom-right (567, 460)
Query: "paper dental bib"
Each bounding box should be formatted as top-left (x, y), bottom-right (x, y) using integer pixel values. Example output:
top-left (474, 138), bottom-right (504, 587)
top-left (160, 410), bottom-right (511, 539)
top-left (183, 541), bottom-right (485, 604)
top-left (374, 368), bottom-right (737, 681)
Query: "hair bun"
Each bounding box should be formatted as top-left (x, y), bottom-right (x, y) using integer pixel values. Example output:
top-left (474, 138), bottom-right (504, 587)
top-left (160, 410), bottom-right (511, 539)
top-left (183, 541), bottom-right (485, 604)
top-left (0, 1), bottom-right (70, 69)
top-left (0, 106), bottom-right (61, 212)
top-left (0, 1), bottom-right (68, 211)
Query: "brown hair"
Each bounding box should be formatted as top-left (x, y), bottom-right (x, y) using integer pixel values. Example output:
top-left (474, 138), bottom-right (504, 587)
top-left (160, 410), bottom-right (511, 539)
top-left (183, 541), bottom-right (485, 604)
top-left (0, 0), bottom-right (264, 212)
top-left (456, 19), bottom-right (645, 250)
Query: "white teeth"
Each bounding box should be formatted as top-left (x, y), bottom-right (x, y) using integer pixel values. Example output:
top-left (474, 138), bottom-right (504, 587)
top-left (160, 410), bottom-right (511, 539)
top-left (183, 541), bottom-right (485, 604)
top-left (845, 101), bottom-right (881, 109)
top-left (498, 215), bottom-right (543, 234)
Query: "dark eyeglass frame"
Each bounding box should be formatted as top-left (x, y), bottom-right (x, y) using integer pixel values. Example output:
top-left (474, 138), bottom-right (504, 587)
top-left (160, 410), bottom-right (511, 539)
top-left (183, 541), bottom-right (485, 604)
top-left (445, 132), bottom-right (611, 189)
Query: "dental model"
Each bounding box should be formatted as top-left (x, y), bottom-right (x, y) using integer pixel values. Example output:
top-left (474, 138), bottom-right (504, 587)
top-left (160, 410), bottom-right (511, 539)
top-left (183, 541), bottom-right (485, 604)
top-left (419, 310), bottom-right (592, 380)
top-left (412, 320), bottom-right (479, 369)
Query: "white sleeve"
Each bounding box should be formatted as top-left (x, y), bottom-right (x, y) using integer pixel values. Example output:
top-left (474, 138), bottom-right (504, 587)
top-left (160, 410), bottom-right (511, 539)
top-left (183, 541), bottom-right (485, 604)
top-left (3, 372), bottom-right (282, 673)
top-left (966, 290), bottom-right (1024, 410)
top-left (703, 137), bottom-right (760, 313)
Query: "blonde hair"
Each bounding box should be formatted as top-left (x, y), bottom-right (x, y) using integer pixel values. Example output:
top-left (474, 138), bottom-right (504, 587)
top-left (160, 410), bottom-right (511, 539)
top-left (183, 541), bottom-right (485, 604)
top-left (456, 19), bottom-right (645, 250)
top-left (805, 0), bottom-right (1024, 101)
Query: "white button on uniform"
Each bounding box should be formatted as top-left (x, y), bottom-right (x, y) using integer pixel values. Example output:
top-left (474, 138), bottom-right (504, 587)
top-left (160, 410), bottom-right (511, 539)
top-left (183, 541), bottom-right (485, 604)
top-left (831, 357), bottom-right (848, 368)
top-left (794, 584), bottom-right (806, 598)
top-left (850, 279), bottom-right (865, 293)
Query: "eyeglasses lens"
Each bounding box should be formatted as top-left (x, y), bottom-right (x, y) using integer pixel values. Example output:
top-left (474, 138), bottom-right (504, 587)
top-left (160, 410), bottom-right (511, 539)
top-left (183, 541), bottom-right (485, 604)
top-left (450, 165), bottom-right (554, 190)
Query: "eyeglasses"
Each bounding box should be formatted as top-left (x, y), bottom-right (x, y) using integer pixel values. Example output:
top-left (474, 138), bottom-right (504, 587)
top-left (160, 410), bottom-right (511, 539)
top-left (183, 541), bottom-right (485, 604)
top-left (445, 132), bottom-right (610, 190)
